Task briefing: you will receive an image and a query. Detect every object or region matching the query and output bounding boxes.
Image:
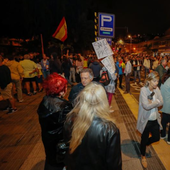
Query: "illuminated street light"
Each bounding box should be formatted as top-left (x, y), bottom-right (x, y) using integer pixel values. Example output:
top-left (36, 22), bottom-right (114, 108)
top-left (128, 35), bottom-right (132, 53)
top-left (118, 39), bottom-right (124, 45)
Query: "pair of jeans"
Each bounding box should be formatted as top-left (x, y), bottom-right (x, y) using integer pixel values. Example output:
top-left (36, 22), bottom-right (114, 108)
top-left (12, 79), bottom-right (23, 101)
top-left (140, 120), bottom-right (160, 156)
top-left (42, 70), bottom-right (50, 79)
top-left (119, 74), bottom-right (123, 88)
top-left (134, 70), bottom-right (141, 83)
top-left (161, 112), bottom-right (170, 141)
top-left (125, 73), bottom-right (130, 93)
top-left (145, 68), bottom-right (150, 78)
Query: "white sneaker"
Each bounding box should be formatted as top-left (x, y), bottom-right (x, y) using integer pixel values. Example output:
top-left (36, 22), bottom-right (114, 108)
top-left (167, 141), bottom-right (170, 145)
top-left (160, 134), bottom-right (167, 139)
top-left (109, 109), bottom-right (114, 113)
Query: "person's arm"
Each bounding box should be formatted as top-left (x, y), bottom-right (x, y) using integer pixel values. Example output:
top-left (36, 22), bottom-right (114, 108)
top-left (106, 127), bottom-right (122, 170)
top-left (17, 63), bottom-right (24, 79)
top-left (156, 87), bottom-right (163, 107)
top-left (68, 87), bottom-right (76, 103)
top-left (29, 68), bottom-right (39, 75)
top-left (140, 88), bottom-right (160, 110)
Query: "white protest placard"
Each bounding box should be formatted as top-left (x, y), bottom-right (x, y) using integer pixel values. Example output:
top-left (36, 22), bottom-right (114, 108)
top-left (92, 39), bottom-right (113, 59)
top-left (101, 55), bottom-right (115, 75)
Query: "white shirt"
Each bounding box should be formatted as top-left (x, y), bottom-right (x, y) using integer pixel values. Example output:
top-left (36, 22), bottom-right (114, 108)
top-left (143, 59), bottom-right (150, 69)
top-left (148, 94), bottom-right (157, 120)
top-left (124, 61), bottom-right (132, 76)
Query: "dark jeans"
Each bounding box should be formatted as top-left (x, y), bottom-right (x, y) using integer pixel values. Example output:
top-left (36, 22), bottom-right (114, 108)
top-left (140, 120), bottom-right (160, 156)
top-left (161, 112), bottom-right (170, 141)
top-left (125, 73), bottom-right (130, 93)
top-left (119, 74), bottom-right (123, 88)
top-left (134, 70), bottom-right (141, 83)
top-left (145, 68), bottom-right (150, 78)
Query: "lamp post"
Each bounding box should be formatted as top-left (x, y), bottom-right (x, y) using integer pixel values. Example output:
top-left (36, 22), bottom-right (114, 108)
top-left (128, 35), bottom-right (132, 54)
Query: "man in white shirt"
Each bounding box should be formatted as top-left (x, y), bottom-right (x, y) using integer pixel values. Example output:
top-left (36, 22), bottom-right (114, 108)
top-left (124, 56), bottom-right (132, 94)
top-left (143, 56), bottom-right (150, 78)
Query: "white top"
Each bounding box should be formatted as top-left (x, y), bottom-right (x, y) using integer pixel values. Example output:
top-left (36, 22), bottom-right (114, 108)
top-left (148, 94), bottom-right (157, 120)
top-left (143, 59), bottom-right (150, 69)
top-left (137, 86), bottom-right (163, 134)
top-left (124, 61), bottom-right (132, 76)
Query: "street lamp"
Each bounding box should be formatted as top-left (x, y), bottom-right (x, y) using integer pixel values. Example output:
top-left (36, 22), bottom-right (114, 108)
top-left (128, 35), bottom-right (132, 54)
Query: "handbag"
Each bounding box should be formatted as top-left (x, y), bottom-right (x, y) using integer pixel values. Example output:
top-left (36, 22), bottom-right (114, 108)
top-left (99, 70), bottom-right (110, 86)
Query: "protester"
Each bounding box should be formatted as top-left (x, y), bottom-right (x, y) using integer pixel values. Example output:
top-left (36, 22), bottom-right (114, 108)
top-left (50, 52), bottom-right (62, 74)
top-left (124, 56), bottom-right (132, 94)
top-left (143, 56), bottom-right (150, 78)
top-left (0, 55), bottom-right (17, 113)
top-left (37, 73), bottom-right (72, 170)
top-left (133, 56), bottom-right (142, 85)
top-left (5, 54), bottom-right (24, 102)
top-left (155, 58), bottom-right (167, 87)
top-left (20, 54), bottom-right (38, 95)
top-left (89, 58), bottom-right (102, 81)
top-left (101, 66), bottom-right (117, 112)
top-left (41, 54), bottom-right (50, 79)
top-left (116, 57), bottom-right (123, 89)
top-left (62, 56), bottom-right (72, 85)
top-left (35, 58), bottom-right (43, 92)
top-left (152, 57), bottom-right (159, 70)
top-left (160, 69), bottom-right (170, 144)
top-left (64, 82), bottom-right (122, 170)
top-left (69, 54), bottom-right (76, 83)
top-left (68, 68), bottom-right (93, 104)
top-left (137, 71), bottom-right (163, 168)
top-left (75, 54), bottom-right (83, 83)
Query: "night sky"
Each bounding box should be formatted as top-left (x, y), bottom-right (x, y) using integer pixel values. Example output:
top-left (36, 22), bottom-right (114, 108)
top-left (1, 0), bottom-right (170, 39)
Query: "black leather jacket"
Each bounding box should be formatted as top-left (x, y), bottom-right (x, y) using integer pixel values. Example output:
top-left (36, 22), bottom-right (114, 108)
top-left (64, 116), bottom-right (122, 170)
top-left (37, 96), bottom-right (72, 166)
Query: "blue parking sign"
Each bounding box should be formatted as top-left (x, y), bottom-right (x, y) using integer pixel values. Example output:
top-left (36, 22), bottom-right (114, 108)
top-left (98, 13), bottom-right (115, 38)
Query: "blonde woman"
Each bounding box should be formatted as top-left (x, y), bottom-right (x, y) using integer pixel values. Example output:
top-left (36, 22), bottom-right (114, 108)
top-left (64, 82), bottom-right (122, 170)
top-left (137, 71), bottom-right (163, 168)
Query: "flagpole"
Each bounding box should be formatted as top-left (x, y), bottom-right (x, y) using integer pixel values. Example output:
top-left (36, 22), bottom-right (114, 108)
top-left (40, 34), bottom-right (44, 56)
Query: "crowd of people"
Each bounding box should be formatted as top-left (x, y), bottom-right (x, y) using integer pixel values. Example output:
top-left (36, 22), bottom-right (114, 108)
top-left (0, 50), bottom-right (170, 170)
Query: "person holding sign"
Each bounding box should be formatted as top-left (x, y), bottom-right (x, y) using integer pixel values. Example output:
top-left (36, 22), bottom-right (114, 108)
top-left (101, 66), bottom-right (117, 112)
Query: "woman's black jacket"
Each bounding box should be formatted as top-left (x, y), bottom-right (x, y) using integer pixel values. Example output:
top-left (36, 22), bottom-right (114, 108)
top-left (37, 96), bottom-right (72, 165)
top-left (64, 116), bottom-right (122, 170)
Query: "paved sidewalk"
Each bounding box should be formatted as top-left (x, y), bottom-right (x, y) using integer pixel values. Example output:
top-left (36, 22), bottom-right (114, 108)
top-left (0, 87), bottom-right (169, 170)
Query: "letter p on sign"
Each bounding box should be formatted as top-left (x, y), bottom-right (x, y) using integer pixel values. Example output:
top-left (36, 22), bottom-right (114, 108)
top-left (101, 15), bottom-right (112, 26)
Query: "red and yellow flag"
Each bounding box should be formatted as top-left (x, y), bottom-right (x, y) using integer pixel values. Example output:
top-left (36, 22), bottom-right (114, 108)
top-left (52, 17), bottom-right (67, 42)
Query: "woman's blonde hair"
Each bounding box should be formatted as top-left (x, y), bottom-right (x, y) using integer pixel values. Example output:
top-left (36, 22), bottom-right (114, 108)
top-left (67, 82), bottom-right (113, 154)
top-left (144, 71), bottom-right (159, 87)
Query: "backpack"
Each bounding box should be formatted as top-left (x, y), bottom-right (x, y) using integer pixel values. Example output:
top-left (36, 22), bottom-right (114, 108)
top-left (99, 70), bottom-right (110, 86)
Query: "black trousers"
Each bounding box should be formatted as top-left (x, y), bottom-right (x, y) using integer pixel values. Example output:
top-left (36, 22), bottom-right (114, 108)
top-left (119, 74), bottom-right (123, 88)
top-left (125, 73), bottom-right (130, 93)
top-left (161, 112), bottom-right (170, 141)
top-left (140, 120), bottom-right (160, 156)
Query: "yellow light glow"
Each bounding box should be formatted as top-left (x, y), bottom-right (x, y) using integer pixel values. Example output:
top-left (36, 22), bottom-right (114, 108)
top-left (118, 39), bottom-right (124, 44)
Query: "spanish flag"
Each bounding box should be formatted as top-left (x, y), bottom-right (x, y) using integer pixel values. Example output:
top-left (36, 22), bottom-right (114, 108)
top-left (52, 17), bottom-right (67, 42)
